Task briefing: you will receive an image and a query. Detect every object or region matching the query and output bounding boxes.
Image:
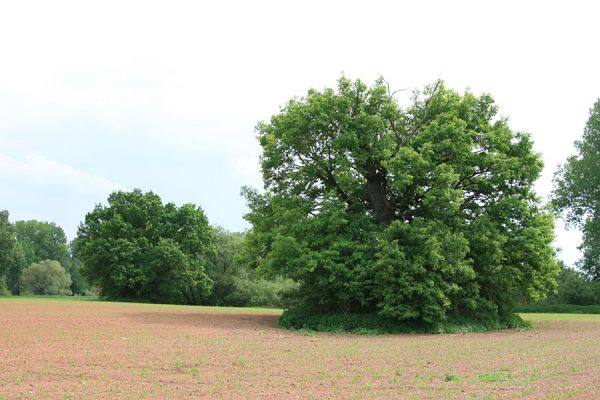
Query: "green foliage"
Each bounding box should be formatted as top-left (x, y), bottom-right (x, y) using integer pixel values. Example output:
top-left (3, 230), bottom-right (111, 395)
top-left (203, 227), bottom-right (297, 307)
top-left (225, 276), bottom-right (297, 308)
top-left (373, 219), bottom-right (478, 323)
top-left (551, 267), bottom-right (599, 305)
top-left (521, 262), bottom-right (600, 307)
top-left (7, 242), bottom-right (28, 295)
top-left (278, 309), bottom-right (530, 335)
top-left (14, 220), bottom-right (70, 267)
top-left (203, 227), bottom-right (245, 305)
top-left (0, 210), bottom-right (16, 291)
top-left (76, 189), bottom-right (213, 304)
top-left (553, 99), bottom-right (600, 279)
top-left (21, 260), bottom-right (72, 295)
top-left (244, 77), bottom-right (559, 325)
top-left (10, 219), bottom-right (89, 295)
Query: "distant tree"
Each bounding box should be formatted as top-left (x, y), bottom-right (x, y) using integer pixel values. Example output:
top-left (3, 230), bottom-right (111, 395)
top-left (0, 210), bottom-right (16, 294)
top-left (14, 220), bottom-right (70, 266)
top-left (76, 189), bottom-right (214, 304)
top-left (66, 239), bottom-right (91, 295)
top-left (556, 268), bottom-right (598, 305)
top-left (12, 220), bottom-right (83, 294)
top-left (21, 260), bottom-right (72, 295)
top-left (7, 242), bottom-right (28, 295)
top-left (203, 227), bottom-right (246, 306)
top-left (244, 77), bottom-right (559, 324)
top-left (553, 99), bottom-right (600, 279)
top-left (203, 227), bottom-right (297, 307)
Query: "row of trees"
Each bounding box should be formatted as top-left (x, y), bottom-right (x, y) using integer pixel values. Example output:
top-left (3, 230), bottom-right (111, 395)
top-left (0, 214), bottom-right (88, 295)
top-left (0, 191), bottom-right (295, 307)
top-left (543, 263), bottom-right (600, 306)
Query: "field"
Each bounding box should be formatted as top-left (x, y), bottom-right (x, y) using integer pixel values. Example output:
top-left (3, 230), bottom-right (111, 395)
top-left (1, 299), bottom-right (600, 399)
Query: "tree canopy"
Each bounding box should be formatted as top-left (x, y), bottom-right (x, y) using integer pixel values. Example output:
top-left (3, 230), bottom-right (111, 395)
top-left (14, 220), bottom-right (71, 267)
top-left (11, 220), bottom-right (74, 294)
top-left (76, 189), bottom-right (214, 304)
top-left (21, 260), bottom-right (72, 296)
top-left (553, 99), bottom-right (600, 279)
top-left (243, 77), bottom-right (559, 324)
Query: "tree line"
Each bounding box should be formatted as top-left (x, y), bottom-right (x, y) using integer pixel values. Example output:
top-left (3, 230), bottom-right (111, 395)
top-left (0, 198), bottom-right (295, 307)
top-left (0, 216), bottom-right (87, 296)
top-left (1, 77), bottom-right (599, 330)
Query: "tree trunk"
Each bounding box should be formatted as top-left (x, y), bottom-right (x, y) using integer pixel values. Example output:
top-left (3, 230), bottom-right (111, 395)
top-left (365, 162), bottom-right (395, 224)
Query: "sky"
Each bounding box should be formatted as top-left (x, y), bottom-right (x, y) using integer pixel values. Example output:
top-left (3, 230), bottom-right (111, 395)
top-left (0, 0), bottom-right (598, 267)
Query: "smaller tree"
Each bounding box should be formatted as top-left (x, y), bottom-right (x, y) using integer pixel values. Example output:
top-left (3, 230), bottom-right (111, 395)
top-left (76, 189), bottom-right (214, 304)
top-left (203, 227), bottom-right (246, 305)
top-left (553, 99), bottom-right (600, 278)
top-left (21, 260), bottom-right (72, 295)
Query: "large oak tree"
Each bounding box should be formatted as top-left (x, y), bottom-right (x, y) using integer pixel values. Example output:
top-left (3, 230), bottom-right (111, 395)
top-left (243, 78), bottom-right (558, 323)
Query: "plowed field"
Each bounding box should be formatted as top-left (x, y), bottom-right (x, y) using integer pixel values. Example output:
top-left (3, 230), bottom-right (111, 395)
top-left (1, 298), bottom-right (599, 399)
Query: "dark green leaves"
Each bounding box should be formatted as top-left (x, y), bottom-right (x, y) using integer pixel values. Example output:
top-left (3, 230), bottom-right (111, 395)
top-left (76, 189), bottom-right (214, 304)
top-left (245, 77), bottom-right (558, 323)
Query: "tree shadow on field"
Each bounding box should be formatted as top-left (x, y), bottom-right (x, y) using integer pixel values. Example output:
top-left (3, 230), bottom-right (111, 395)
top-left (123, 311), bottom-right (281, 331)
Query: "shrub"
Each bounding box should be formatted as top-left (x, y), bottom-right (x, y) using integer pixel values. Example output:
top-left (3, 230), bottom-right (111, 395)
top-left (21, 260), bottom-right (72, 295)
top-left (278, 309), bottom-right (529, 335)
top-left (223, 276), bottom-right (298, 308)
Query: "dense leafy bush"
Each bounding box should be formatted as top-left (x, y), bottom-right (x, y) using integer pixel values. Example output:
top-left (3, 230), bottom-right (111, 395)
top-left (279, 309), bottom-right (530, 335)
top-left (21, 260), bottom-right (72, 295)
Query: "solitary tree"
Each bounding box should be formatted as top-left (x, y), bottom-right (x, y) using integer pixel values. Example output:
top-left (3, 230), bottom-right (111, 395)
top-left (243, 77), bottom-right (559, 324)
top-left (76, 189), bottom-right (214, 304)
top-left (553, 99), bottom-right (600, 279)
top-left (21, 260), bottom-right (72, 295)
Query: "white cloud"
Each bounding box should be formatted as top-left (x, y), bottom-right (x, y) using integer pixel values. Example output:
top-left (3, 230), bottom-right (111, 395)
top-left (0, 153), bottom-right (124, 239)
top-left (0, 153), bottom-right (122, 194)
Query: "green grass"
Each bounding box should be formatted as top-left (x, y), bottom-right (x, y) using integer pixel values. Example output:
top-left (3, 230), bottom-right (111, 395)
top-left (474, 371), bottom-right (513, 382)
top-left (520, 313), bottom-right (600, 321)
top-left (444, 373), bottom-right (460, 382)
top-left (516, 303), bottom-right (600, 314)
top-left (0, 295), bottom-right (283, 314)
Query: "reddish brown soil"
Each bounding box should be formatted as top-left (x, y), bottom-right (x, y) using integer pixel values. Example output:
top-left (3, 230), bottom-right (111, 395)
top-left (1, 299), bottom-right (600, 399)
